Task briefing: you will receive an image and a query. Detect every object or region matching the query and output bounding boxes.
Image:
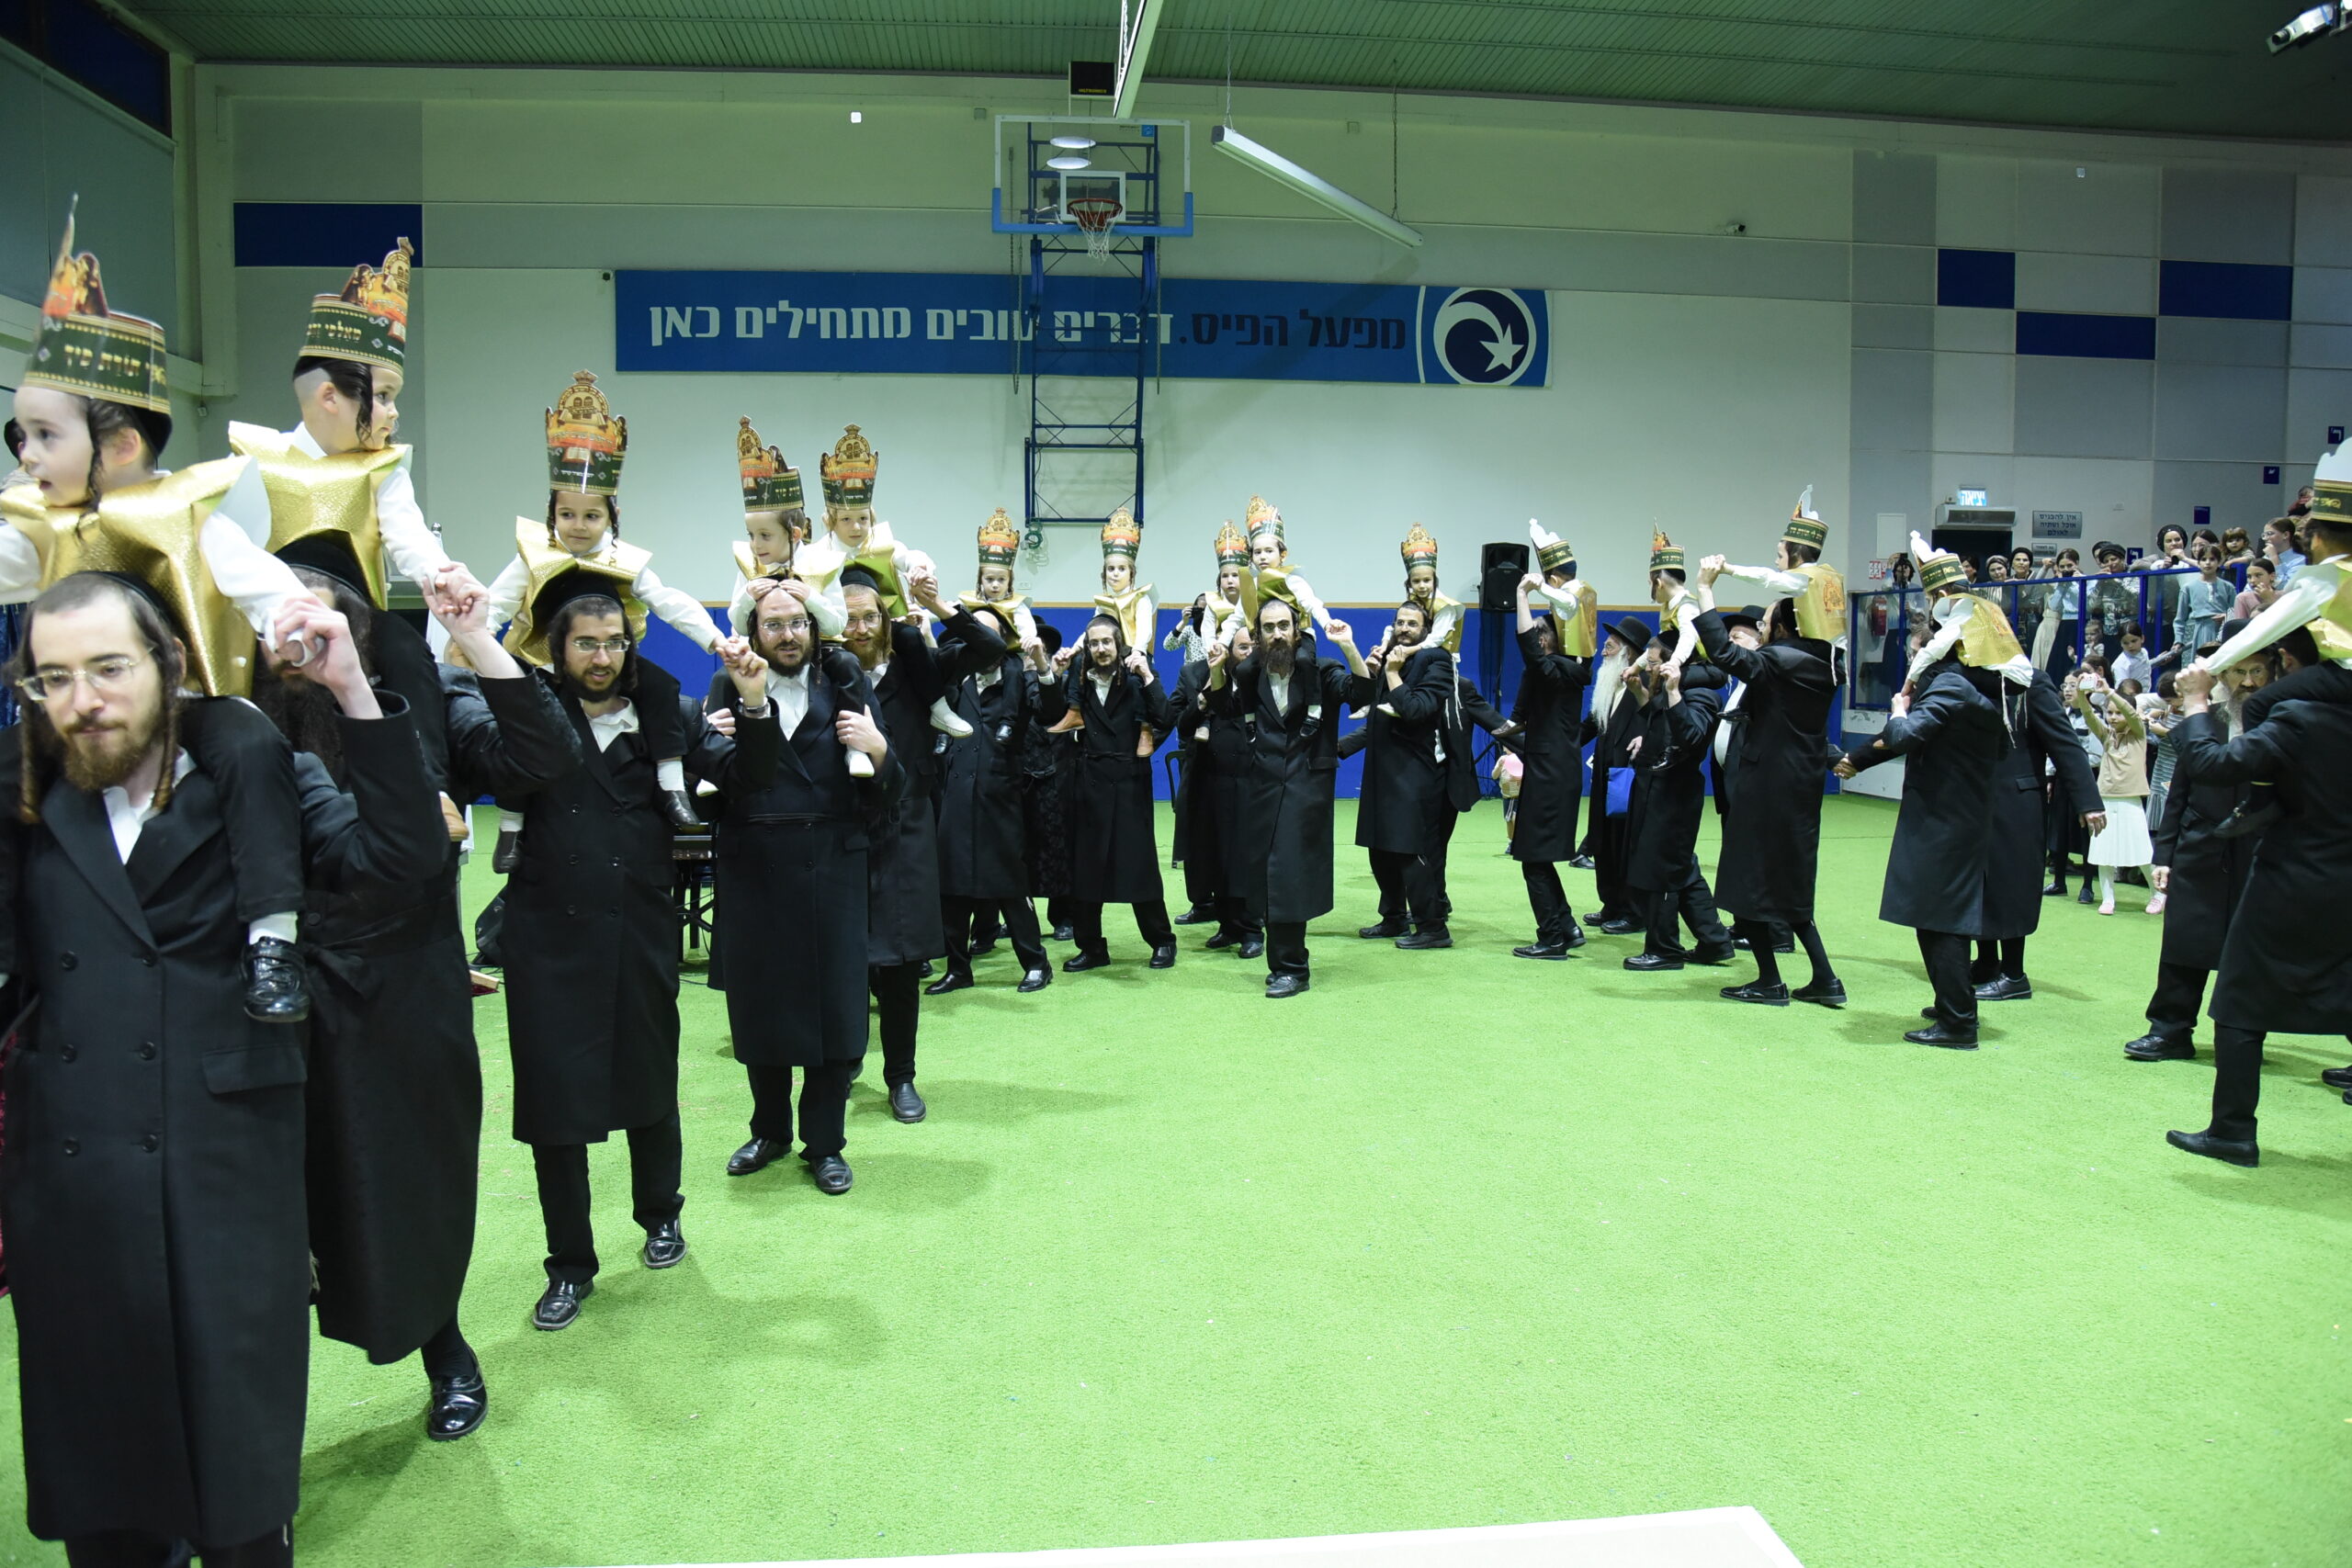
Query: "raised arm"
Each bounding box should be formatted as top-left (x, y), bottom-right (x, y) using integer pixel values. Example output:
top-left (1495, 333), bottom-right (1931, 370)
top-left (632, 562), bottom-right (724, 652)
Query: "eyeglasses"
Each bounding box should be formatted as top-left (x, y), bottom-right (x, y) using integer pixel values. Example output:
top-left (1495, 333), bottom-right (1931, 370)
top-left (758, 616), bottom-right (811, 637)
top-left (18, 655), bottom-right (148, 703)
top-left (569, 637), bottom-right (631, 656)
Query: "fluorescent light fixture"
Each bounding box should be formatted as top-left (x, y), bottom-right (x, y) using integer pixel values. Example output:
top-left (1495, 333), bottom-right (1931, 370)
top-left (1112, 0), bottom-right (1168, 119)
top-left (1210, 124), bottom-right (1422, 248)
top-left (2270, 1), bottom-right (2346, 50)
top-left (1050, 135), bottom-right (1097, 150)
top-left (1047, 154), bottom-right (1092, 171)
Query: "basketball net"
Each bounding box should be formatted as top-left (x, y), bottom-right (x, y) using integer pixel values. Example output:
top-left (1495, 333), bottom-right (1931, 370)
top-left (1069, 197), bottom-right (1122, 259)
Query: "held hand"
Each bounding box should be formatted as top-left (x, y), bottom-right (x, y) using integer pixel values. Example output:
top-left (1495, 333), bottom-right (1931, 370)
top-left (1324, 616), bottom-right (1355, 646)
top-left (1124, 649), bottom-right (1153, 680)
top-left (1520, 572), bottom-right (1545, 598)
top-left (1021, 636), bottom-right (1047, 671)
top-left (1832, 757), bottom-right (1859, 780)
top-left (723, 639), bottom-right (768, 703)
top-left (836, 706), bottom-right (888, 760)
top-left (275, 598), bottom-right (372, 712)
top-left (1659, 661), bottom-right (1681, 692)
top-left (2176, 665), bottom-right (2216, 704)
top-left (1698, 554), bottom-right (1726, 586)
top-left (705, 705), bottom-right (738, 739)
top-left (2152, 864), bottom-right (2169, 892)
top-left (1626, 735), bottom-right (1645, 759)
top-left (908, 567), bottom-right (945, 615)
top-left (1206, 638), bottom-right (1228, 670)
top-left (1889, 692), bottom-right (1911, 717)
top-left (1052, 645), bottom-right (1079, 672)
top-left (2083, 810), bottom-right (2109, 834)
top-left (426, 570), bottom-right (490, 637)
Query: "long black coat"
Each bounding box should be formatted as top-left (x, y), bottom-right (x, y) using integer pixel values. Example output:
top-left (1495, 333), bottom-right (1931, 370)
top-left (2175, 698), bottom-right (2352, 1033)
top-left (1171, 659), bottom-right (1252, 904)
top-left (868, 613), bottom-right (1004, 964)
top-left (1694, 614), bottom-right (1834, 921)
top-left (1062, 660), bottom-right (1173, 903)
top-left (1211, 652), bottom-right (1369, 923)
top-left (2149, 722), bottom-right (2253, 974)
top-left (707, 671), bottom-right (898, 1066)
top-left (1624, 668), bottom-right (1726, 893)
top-left (1852, 663), bottom-right (2010, 933)
top-left (497, 674), bottom-right (772, 1145)
top-left (1356, 645), bottom-right (1464, 854)
top-left (305, 669), bottom-right (576, 1363)
top-left (1979, 673), bottom-right (2098, 942)
top-left (1507, 626), bottom-right (1590, 865)
top-left (3, 704), bottom-right (445, 1546)
top-left (939, 657), bottom-right (1052, 900)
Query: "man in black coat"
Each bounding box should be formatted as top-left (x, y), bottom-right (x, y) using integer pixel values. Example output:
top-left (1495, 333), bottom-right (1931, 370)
top-left (1170, 633), bottom-right (1262, 957)
top-left (1968, 668), bottom-right (2102, 1002)
top-left (1355, 601), bottom-right (1473, 950)
top-left (1053, 613), bottom-right (1177, 971)
top-left (1204, 595), bottom-right (1369, 997)
top-left (1506, 574), bottom-right (1591, 959)
top-left (1620, 648), bottom-right (1735, 971)
top-left (1580, 616), bottom-right (1651, 934)
top-left (1837, 653), bottom-right (2014, 1046)
top-left (496, 593), bottom-right (777, 1330)
top-left (2, 576), bottom-right (447, 1566)
top-left (934, 604), bottom-right (1057, 994)
top-left (1691, 565), bottom-right (1844, 1004)
top-left (2165, 660), bottom-right (2352, 1165)
top-left (252, 567), bottom-right (576, 1444)
top-left (706, 584), bottom-right (899, 1193)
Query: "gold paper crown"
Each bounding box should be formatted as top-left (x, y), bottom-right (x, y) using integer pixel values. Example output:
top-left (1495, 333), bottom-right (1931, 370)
top-left (1245, 493), bottom-right (1283, 547)
top-left (1784, 486), bottom-right (1827, 551)
top-left (820, 424), bottom-right (877, 507)
top-left (1213, 519), bottom-right (1250, 567)
top-left (978, 507), bottom-right (1021, 566)
top-left (736, 416), bottom-right (802, 512)
top-left (1101, 505), bottom-right (1141, 561)
top-left (1916, 546), bottom-right (1968, 593)
top-left (21, 203), bottom-right (170, 414)
top-left (302, 238), bottom-right (412, 373)
top-left (546, 371), bottom-right (627, 495)
top-left (1399, 522), bottom-right (1440, 570)
top-left (1647, 529), bottom-right (1685, 574)
top-left (2312, 446), bottom-right (2352, 530)
top-left (1535, 533), bottom-right (1576, 573)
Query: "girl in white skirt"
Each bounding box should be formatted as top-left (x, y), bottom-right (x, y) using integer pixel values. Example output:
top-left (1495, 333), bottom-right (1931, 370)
top-left (2072, 668), bottom-right (2159, 915)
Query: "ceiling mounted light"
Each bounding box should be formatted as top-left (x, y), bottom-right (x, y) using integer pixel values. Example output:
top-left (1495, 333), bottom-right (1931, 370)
top-left (1049, 135), bottom-right (1096, 150)
top-left (1210, 124), bottom-right (1422, 248)
top-left (1047, 153), bottom-right (1092, 171)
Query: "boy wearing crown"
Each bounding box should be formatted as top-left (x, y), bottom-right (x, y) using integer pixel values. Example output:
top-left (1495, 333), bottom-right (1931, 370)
top-left (728, 415), bottom-right (834, 636)
top-left (1708, 487), bottom-right (1849, 663)
top-left (962, 506), bottom-right (1042, 649)
top-left (485, 372), bottom-right (731, 854)
top-left (1238, 495), bottom-right (1333, 637)
top-left (1648, 529), bottom-right (1704, 667)
top-left (3, 209), bottom-right (326, 1023)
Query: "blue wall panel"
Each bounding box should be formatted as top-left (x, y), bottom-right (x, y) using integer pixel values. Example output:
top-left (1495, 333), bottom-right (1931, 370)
top-left (233, 202), bottom-right (424, 267)
top-left (1937, 249), bottom-right (2016, 310)
top-left (2157, 259), bottom-right (2293, 321)
top-left (2015, 310), bottom-right (2156, 360)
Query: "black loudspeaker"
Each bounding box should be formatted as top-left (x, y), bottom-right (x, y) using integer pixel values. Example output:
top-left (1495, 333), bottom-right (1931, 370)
top-left (1479, 542), bottom-right (1531, 616)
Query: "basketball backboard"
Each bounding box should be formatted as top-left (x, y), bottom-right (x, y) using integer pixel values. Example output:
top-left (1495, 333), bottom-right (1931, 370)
top-left (991, 116), bottom-right (1193, 237)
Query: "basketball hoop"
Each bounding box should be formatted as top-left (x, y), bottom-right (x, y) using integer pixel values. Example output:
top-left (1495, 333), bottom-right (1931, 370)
top-left (1069, 196), bottom-right (1123, 257)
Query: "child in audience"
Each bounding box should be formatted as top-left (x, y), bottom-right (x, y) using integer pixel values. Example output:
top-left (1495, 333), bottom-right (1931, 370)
top-left (2073, 667), bottom-right (2159, 916)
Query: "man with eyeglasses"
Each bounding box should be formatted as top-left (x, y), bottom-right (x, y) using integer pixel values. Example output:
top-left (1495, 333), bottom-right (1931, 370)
top-left (1, 572), bottom-right (446, 1568)
top-left (494, 588), bottom-right (776, 1330)
top-left (703, 579), bottom-right (899, 1193)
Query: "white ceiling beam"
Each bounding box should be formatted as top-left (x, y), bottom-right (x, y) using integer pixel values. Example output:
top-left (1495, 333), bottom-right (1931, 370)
top-left (1112, 0), bottom-right (1166, 119)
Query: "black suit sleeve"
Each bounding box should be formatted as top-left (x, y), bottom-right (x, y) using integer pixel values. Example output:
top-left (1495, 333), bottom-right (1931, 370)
top-left (1693, 610), bottom-right (1772, 686)
top-left (441, 668), bottom-right (582, 804)
top-left (2173, 705), bottom-right (2296, 787)
top-left (1383, 649), bottom-right (1453, 722)
top-left (932, 607), bottom-right (1009, 679)
top-left (684, 701), bottom-right (785, 796)
top-left (297, 695), bottom-right (453, 896)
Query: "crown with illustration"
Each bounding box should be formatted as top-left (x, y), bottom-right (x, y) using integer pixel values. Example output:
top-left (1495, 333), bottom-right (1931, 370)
top-left (736, 417), bottom-right (803, 513)
top-left (1245, 493), bottom-right (1283, 549)
top-left (1399, 522), bottom-right (1440, 570)
top-left (20, 201), bottom-right (169, 414)
top-left (545, 372), bottom-right (627, 495)
top-left (1647, 529), bottom-right (1684, 574)
top-left (820, 424), bottom-right (877, 508)
top-left (978, 507), bottom-right (1022, 567)
top-left (303, 238), bottom-right (412, 373)
top-left (1101, 505), bottom-right (1141, 562)
top-left (1784, 485), bottom-right (1827, 551)
top-left (1213, 519), bottom-right (1250, 568)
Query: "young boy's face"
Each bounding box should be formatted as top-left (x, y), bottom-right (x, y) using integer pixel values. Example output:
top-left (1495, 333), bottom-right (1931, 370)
top-left (1217, 565), bottom-right (1242, 599)
top-left (978, 563), bottom-right (1013, 601)
top-left (1250, 538), bottom-right (1282, 572)
top-left (551, 491), bottom-right (611, 554)
top-left (1102, 558), bottom-right (1133, 594)
top-left (1405, 563), bottom-right (1437, 602)
top-left (11, 386), bottom-right (100, 505)
top-left (743, 512), bottom-right (792, 567)
top-left (829, 504), bottom-right (875, 550)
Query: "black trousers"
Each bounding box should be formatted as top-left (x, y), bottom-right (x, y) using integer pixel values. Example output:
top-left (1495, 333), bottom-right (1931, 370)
top-left (1264, 919), bottom-right (1309, 979)
top-left (2144, 960), bottom-right (2209, 1043)
top-left (746, 1059), bottom-right (859, 1158)
top-left (870, 961), bottom-right (922, 1084)
top-left (944, 895), bottom-right (1046, 976)
top-left (66, 1528), bottom-right (290, 1567)
top-left (530, 1113), bottom-right (684, 1285)
top-left (1587, 805), bottom-right (1638, 921)
top-left (1370, 848), bottom-right (1448, 928)
top-left (1917, 929), bottom-right (1977, 1029)
top-left (1069, 899), bottom-right (1173, 955)
top-left (2209, 1022), bottom-right (2263, 1143)
top-left (1521, 861), bottom-right (1581, 941)
top-left (1639, 858), bottom-right (1729, 957)
top-left (1214, 893), bottom-right (1261, 940)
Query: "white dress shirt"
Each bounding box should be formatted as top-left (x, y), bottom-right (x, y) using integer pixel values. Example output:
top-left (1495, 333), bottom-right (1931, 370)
top-left (105, 750), bottom-right (198, 861)
top-left (766, 665), bottom-right (812, 736)
top-left (584, 700), bottom-right (640, 753)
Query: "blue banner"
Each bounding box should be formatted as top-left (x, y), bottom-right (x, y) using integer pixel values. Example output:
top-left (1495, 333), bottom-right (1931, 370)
top-left (614, 271), bottom-right (1546, 388)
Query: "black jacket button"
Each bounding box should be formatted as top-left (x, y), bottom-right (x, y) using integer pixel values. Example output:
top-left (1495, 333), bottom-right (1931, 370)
top-left (58, 953), bottom-right (75, 970)
top-left (62, 1139), bottom-right (78, 1156)
top-left (138, 1043), bottom-right (156, 1060)
top-left (141, 1134), bottom-right (159, 1153)
top-left (141, 953), bottom-right (156, 967)
top-left (59, 1044), bottom-right (76, 1063)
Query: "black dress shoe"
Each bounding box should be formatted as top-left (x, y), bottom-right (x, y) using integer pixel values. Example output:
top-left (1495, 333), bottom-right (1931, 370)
top-left (1561, 926), bottom-right (1588, 949)
top-left (920, 960), bottom-right (934, 978)
top-left (726, 1136), bottom-right (790, 1176)
top-left (1148, 943), bottom-right (1177, 969)
top-left (1904, 1022), bottom-right (1979, 1049)
top-left (889, 1081), bottom-right (927, 1122)
top-left (2041, 880), bottom-right (2066, 897)
top-left (662, 788), bottom-right (703, 830)
top-left (1264, 973), bottom-right (1310, 999)
top-left (425, 1369), bottom-right (488, 1440)
top-left (1236, 938), bottom-right (1265, 960)
top-left (1017, 967), bottom-right (1051, 993)
top-left (2124, 1033), bottom-right (2196, 1062)
top-left (1689, 944), bottom-right (1738, 966)
top-left (1062, 948), bottom-right (1111, 973)
top-left (1731, 934), bottom-right (1751, 950)
top-left (1204, 928), bottom-right (1241, 950)
top-left (1358, 918), bottom-right (1409, 939)
top-left (641, 1219), bottom-right (687, 1269)
top-left (923, 969), bottom-right (974, 996)
top-left (1512, 939), bottom-right (1571, 960)
top-left (1623, 951), bottom-right (1684, 972)
top-left (1772, 935), bottom-right (1795, 953)
top-left (1175, 906), bottom-right (1214, 925)
top-left (2166, 1128), bottom-right (2257, 1167)
top-left (1050, 923), bottom-right (1075, 942)
top-left (532, 1279), bottom-right (592, 1331)
top-left (967, 936), bottom-right (998, 956)
top-left (1720, 981), bottom-right (1790, 1006)
top-left (1581, 908), bottom-right (1607, 925)
top-left (1568, 855), bottom-right (1596, 871)
top-left (2075, 884), bottom-right (2096, 905)
top-left (2211, 798), bottom-right (2282, 840)
top-left (1396, 926), bottom-right (1452, 950)
top-left (1974, 974), bottom-right (2033, 1002)
top-left (244, 937), bottom-right (311, 1023)
top-left (1791, 977), bottom-right (1847, 1009)
top-left (2318, 1065), bottom-right (2352, 1090)
top-left (493, 831), bottom-right (522, 874)
top-left (1598, 918), bottom-right (1642, 935)
top-left (806, 1153), bottom-right (854, 1194)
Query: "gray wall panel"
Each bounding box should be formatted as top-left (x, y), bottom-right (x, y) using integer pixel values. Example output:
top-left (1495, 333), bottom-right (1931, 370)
top-left (2161, 168), bottom-right (2294, 265)
top-left (2153, 363), bottom-right (2286, 463)
top-left (1852, 303), bottom-right (1931, 350)
top-left (1850, 347), bottom-right (1932, 453)
top-left (2154, 459), bottom-right (2290, 541)
top-left (2013, 356), bottom-right (2153, 459)
top-left (236, 98), bottom-right (424, 203)
top-left (1853, 151), bottom-right (1935, 247)
top-left (1852, 243), bottom-right (1933, 306)
top-left (2157, 317), bottom-right (2288, 368)
top-left (1, 55), bottom-right (176, 336)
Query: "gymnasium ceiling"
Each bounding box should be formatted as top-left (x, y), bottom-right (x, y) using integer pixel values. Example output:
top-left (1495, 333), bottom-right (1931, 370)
top-left (121, 0), bottom-right (2352, 142)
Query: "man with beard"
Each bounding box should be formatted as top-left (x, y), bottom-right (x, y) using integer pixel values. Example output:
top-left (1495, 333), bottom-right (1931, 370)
top-left (1355, 600), bottom-right (1475, 949)
top-left (1053, 613), bottom-right (1177, 971)
top-left (497, 591), bottom-right (774, 1328)
top-left (251, 565), bottom-right (575, 1443)
top-left (2, 574), bottom-right (445, 1567)
top-left (1172, 620), bottom-right (1261, 957)
top-left (1618, 644), bottom-right (1736, 972)
top-left (1205, 593), bottom-right (1368, 997)
top-left (1580, 616), bottom-right (1651, 934)
top-left (1506, 571), bottom-right (1593, 959)
top-left (833, 566), bottom-right (1002, 1121)
top-left (705, 581), bottom-right (896, 1193)
top-left (933, 604), bottom-right (1057, 994)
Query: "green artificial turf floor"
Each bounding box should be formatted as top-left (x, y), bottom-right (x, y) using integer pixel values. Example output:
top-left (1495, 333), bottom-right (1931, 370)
top-left (2, 795), bottom-right (2347, 1568)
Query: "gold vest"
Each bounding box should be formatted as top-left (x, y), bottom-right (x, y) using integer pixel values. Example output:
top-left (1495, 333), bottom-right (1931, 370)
top-left (1549, 580), bottom-right (1600, 658)
top-left (1420, 591), bottom-right (1466, 654)
top-left (1, 460), bottom-right (257, 696)
top-left (1666, 587), bottom-right (1707, 662)
top-left (1092, 583), bottom-right (1156, 649)
top-left (502, 517), bottom-right (651, 667)
top-left (226, 423), bottom-right (407, 608)
top-left (1793, 561), bottom-right (1847, 643)
top-left (1956, 595), bottom-right (2026, 669)
top-left (959, 590), bottom-right (1032, 629)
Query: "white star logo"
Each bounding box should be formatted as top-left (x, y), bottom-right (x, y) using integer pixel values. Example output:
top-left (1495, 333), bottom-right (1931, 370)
top-left (1484, 329), bottom-right (1524, 373)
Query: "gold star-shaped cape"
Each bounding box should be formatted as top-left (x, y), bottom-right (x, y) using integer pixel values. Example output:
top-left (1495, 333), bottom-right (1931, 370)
top-left (1091, 584), bottom-right (1156, 649)
top-left (226, 423), bottom-right (408, 608)
top-left (500, 516), bottom-right (651, 667)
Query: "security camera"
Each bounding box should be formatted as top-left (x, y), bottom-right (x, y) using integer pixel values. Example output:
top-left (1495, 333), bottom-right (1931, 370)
top-left (2270, 2), bottom-right (2346, 51)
